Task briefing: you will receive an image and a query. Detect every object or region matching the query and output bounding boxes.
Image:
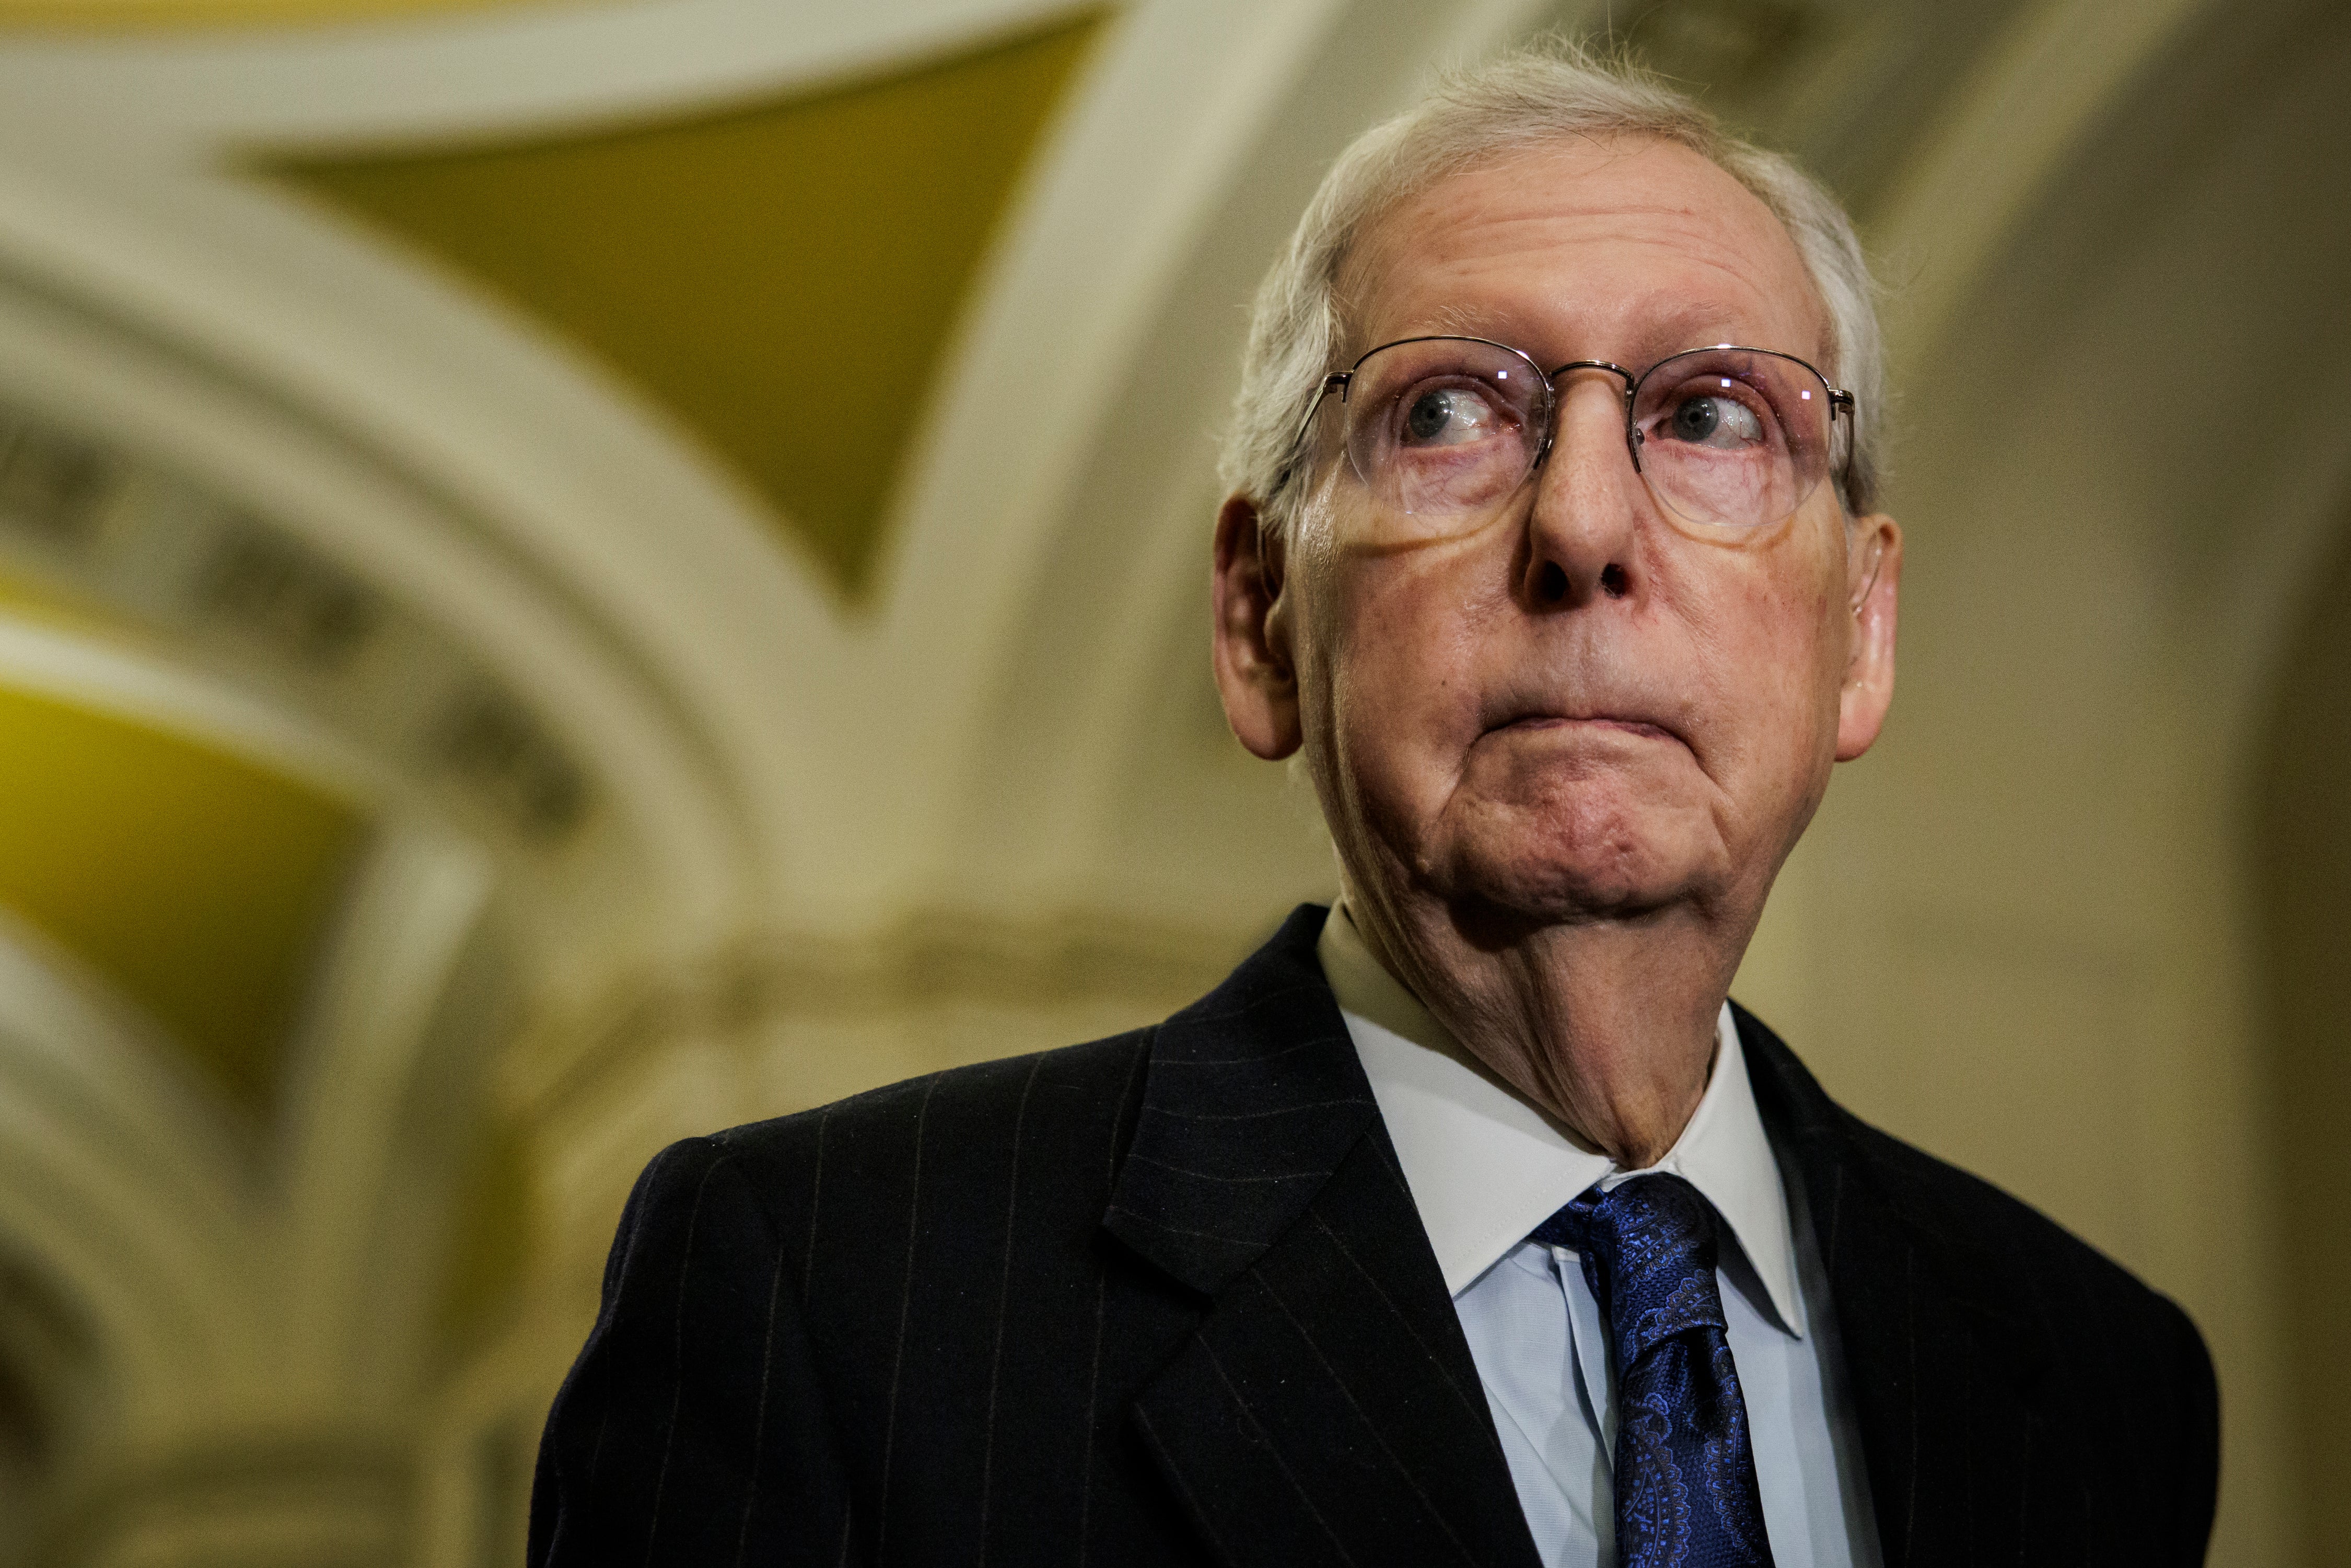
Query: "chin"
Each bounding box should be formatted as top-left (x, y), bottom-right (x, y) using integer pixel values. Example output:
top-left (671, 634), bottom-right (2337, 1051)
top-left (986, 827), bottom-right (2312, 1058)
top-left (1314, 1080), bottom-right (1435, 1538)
top-left (1435, 792), bottom-right (1714, 924)
top-left (1440, 836), bottom-right (1700, 928)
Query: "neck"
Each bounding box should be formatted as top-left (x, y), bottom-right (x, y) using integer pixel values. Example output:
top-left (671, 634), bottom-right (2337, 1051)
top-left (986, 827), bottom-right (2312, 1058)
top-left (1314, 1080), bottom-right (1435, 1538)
top-left (1339, 877), bottom-right (1742, 1169)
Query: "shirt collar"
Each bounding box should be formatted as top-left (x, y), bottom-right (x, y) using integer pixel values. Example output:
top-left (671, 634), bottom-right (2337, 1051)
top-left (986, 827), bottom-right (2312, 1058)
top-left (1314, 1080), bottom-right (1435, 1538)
top-left (1317, 901), bottom-right (1805, 1337)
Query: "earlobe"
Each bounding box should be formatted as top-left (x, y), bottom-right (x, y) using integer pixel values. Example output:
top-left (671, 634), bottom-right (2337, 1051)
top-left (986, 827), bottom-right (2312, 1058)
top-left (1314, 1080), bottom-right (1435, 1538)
top-left (1210, 494), bottom-right (1304, 760)
top-left (1834, 514), bottom-right (1901, 762)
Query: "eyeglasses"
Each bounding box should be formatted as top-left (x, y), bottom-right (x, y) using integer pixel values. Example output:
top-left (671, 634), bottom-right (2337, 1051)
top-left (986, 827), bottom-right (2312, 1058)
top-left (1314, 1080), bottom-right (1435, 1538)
top-left (1287, 336), bottom-right (1854, 539)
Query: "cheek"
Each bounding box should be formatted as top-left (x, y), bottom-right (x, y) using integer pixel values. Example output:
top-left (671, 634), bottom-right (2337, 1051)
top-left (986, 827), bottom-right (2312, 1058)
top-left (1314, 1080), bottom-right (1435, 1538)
top-left (1715, 550), bottom-right (1846, 759)
top-left (1317, 555), bottom-right (1495, 801)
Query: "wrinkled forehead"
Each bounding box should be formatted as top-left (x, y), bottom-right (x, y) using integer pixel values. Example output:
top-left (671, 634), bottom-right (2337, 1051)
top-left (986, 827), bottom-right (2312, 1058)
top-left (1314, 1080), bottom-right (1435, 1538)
top-left (1333, 134), bottom-right (1832, 371)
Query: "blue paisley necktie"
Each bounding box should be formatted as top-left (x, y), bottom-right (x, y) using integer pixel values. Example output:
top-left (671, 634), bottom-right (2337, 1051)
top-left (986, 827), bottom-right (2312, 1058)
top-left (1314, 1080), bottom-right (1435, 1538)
top-left (1530, 1174), bottom-right (1774, 1568)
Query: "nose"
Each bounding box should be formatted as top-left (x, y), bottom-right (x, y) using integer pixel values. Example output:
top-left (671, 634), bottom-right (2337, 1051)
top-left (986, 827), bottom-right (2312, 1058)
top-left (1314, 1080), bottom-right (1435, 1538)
top-left (1520, 371), bottom-right (1642, 608)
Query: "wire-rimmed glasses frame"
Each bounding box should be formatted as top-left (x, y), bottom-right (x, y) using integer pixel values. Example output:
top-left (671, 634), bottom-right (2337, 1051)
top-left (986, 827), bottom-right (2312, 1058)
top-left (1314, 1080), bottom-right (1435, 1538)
top-left (1282, 335), bottom-right (1856, 537)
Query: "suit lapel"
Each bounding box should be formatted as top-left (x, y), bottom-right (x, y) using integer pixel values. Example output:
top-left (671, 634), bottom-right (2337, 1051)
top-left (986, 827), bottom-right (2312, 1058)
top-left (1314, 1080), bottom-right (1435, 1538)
top-left (1736, 1005), bottom-right (2044, 1568)
top-left (1113, 914), bottom-right (2056, 1568)
top-left (1108, 906), bottom-right (1542, 1568)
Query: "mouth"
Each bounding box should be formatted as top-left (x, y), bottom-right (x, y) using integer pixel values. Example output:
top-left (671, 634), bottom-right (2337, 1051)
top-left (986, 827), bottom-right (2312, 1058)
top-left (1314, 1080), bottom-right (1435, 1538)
top-left (1494, 713), bottom-right (1677, 744)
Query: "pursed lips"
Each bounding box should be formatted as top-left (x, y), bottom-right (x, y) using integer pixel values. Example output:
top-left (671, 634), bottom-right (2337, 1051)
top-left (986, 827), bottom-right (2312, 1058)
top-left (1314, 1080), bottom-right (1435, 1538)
top-left (1486, 710), bottom-right (1682, 747)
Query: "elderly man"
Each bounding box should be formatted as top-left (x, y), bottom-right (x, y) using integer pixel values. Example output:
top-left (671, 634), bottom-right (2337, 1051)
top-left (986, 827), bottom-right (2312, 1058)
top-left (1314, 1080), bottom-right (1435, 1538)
top-left (531, 46), bottom-right (2218, 1568)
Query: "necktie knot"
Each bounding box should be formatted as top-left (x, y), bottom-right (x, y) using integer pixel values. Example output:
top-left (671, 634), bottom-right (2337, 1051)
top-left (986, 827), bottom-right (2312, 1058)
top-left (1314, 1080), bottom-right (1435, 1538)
top-left (1531, 1172), bottom-right (1730, 1367)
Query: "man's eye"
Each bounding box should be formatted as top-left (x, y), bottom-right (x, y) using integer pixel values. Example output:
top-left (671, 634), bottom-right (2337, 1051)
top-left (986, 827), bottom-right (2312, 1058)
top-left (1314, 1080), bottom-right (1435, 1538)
top-left (1400, 386), bottom-right (1496, 446)
top-left (1664, 393), bottom-right (1765, 448)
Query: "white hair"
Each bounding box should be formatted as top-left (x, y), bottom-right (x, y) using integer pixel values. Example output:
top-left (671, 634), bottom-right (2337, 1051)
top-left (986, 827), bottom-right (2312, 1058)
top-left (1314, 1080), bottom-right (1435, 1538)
top-left (1219, 41), bottom-right (1887, 534)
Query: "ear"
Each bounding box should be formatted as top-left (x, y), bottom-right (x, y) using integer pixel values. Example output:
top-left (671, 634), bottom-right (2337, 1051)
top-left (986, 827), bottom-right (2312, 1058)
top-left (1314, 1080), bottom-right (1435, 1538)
top-left (1835, 514), bottom-right (1901, 762)
top-left (1211, 493), bottom-right (1302, 760)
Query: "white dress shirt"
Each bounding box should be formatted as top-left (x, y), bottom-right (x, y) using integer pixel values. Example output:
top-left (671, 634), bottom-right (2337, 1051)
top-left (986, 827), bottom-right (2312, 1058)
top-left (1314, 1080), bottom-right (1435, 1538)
top-left (1317, 904), bottom-right (1882, 1568)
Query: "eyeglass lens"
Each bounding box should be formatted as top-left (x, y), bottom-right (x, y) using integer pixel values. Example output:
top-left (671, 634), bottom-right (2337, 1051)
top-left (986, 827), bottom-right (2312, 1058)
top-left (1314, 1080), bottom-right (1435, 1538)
top-left (1335, 338), bottom-right (1836, 537)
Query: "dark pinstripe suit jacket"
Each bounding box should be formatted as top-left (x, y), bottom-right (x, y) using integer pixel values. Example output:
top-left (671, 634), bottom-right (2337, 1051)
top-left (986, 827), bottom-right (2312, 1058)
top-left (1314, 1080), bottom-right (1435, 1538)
top-left (529, 904), bottom-right (2219, 1567)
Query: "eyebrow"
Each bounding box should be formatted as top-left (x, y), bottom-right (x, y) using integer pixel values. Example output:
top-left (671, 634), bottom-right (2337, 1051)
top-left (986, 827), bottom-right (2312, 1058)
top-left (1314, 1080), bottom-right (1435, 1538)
top-left (1387, 294), bottom-right (1817, 370)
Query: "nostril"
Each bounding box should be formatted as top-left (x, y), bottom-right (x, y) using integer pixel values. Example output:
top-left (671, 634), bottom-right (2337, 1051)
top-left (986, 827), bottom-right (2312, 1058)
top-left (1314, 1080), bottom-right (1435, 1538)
top-left (1600, 563), bottom-right (1629, 598)
top-left (1535, 560), bottom-right (1569, 602)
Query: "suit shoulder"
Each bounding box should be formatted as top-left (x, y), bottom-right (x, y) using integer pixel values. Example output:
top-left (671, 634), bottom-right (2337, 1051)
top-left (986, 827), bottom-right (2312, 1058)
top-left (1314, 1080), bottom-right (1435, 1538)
top-left (705, 1026), bottom-right (1155, 1182)
top-left (1739, 1007), bottom-right (2199, 1343)
top-left (1844, 1111), bottom-right (2200, 1343)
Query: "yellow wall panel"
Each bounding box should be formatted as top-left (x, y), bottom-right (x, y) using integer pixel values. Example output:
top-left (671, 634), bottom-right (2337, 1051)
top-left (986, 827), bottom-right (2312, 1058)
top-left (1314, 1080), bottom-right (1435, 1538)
top-left (274, 14), bottom-right (1103, 601)
top-left (0, 682), bottom-right (365, 1112)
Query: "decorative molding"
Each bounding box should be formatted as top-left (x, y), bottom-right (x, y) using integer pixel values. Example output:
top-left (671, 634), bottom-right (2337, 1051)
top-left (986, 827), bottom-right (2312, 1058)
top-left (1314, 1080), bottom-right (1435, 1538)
top-left (0, 245), bottom-right (756, 950)
top-left (0, 396), bottom-right (596, 850)
top-left (506, 906), bottom-right (1251, 1126)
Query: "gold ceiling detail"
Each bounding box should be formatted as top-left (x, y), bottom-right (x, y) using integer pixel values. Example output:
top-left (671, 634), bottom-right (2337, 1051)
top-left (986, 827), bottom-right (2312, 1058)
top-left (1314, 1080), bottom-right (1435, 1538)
top-left (272, 13), bottom-right (1105, 603)
top-left (0, 682), bottom-right (366, 1114)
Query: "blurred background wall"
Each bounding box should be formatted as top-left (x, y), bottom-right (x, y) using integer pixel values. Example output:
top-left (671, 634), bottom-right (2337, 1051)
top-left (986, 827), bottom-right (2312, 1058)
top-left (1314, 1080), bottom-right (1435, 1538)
top-left (0, 0), bottom-right (2336, 1561)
